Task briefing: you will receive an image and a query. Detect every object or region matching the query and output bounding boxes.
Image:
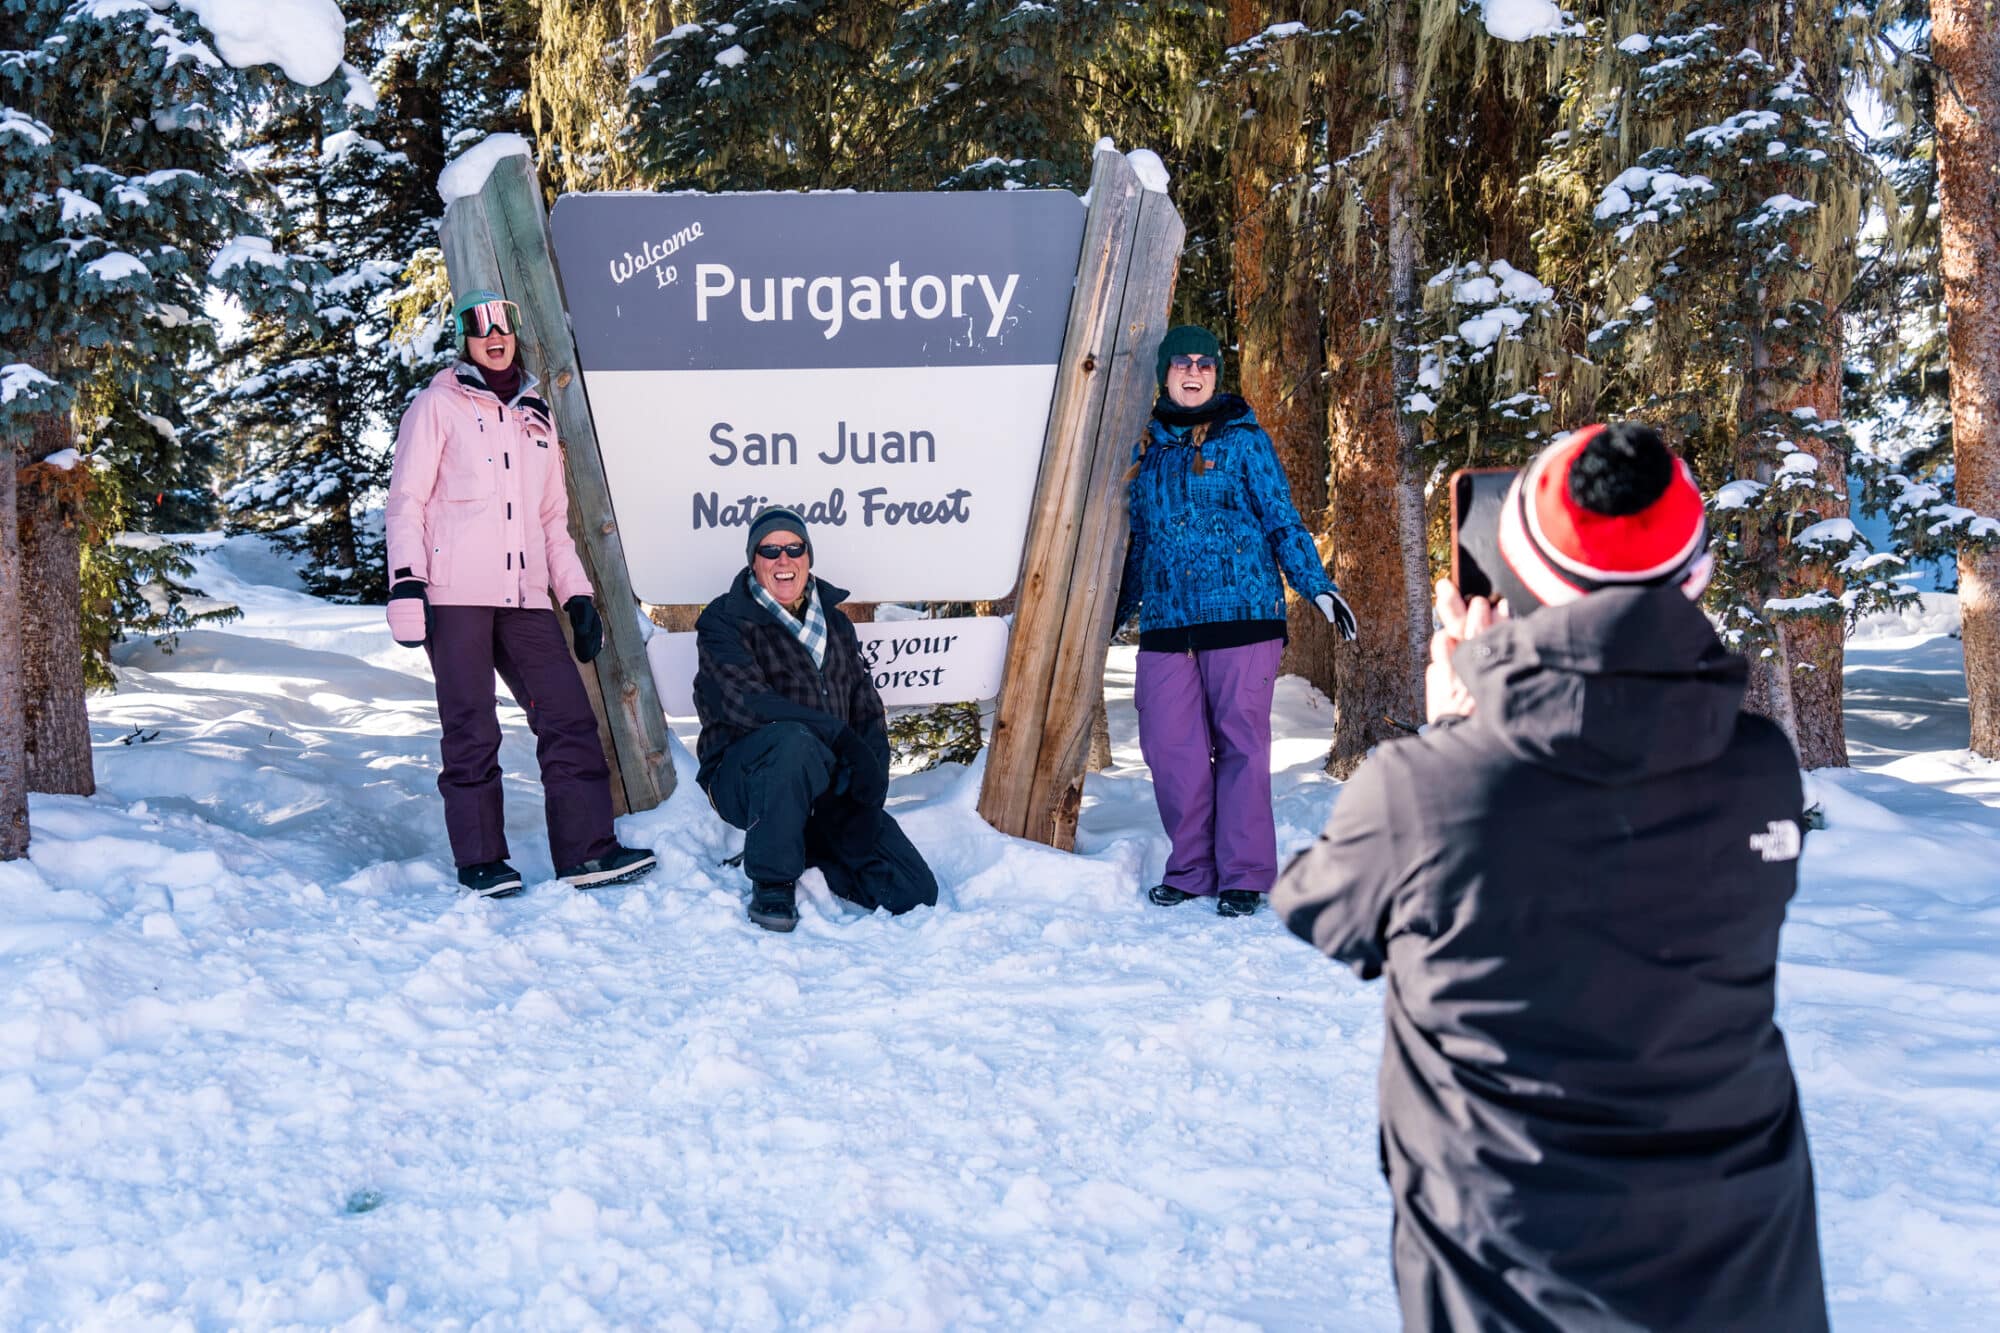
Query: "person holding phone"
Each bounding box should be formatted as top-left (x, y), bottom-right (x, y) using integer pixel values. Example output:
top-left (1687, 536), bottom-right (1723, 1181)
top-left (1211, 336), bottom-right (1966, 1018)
top-left (1114, 325), bottom-right (1357, 918)
top-left (1274, 423), bottom-right (1825, 1331)
top-left (383, 289), bottom-right (655, 898)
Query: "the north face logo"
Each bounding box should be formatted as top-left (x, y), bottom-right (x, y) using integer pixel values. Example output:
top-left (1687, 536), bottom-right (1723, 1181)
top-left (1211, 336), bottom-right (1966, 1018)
top-left (1749, 820), bottom-right (1802, 862)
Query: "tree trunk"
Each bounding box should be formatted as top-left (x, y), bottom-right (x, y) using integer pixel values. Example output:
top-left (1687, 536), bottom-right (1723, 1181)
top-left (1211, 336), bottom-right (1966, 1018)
top-left (1325, 6), bottom-right (1428, 777)
top-left (1228, 0), bottom-right (1337, 700)
top-left (1772, 358), bottom-right (1849, 768)
top-left (20, 412), bottom-right (94, 796)
top-left (1934, 0), bottom-right (2000, 757)
top-left (0, 441), bottom-right (28, 859)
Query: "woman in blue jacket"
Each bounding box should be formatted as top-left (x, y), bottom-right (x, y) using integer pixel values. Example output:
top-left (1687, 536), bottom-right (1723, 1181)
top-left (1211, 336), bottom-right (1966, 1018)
top-left (1116, 326), bottom-right (1357, 917)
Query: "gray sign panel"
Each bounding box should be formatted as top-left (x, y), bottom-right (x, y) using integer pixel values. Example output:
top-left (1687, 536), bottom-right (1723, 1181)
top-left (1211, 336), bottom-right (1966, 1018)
top-left (549, 191), bottom-right (1084, 372)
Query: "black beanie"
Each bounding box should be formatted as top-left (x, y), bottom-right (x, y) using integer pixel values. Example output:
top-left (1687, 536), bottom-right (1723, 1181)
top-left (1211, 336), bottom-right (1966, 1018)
top-left (745, 506), bottom-right (813, 563)
top-left (1156, 325), bottom-right (1222, 386)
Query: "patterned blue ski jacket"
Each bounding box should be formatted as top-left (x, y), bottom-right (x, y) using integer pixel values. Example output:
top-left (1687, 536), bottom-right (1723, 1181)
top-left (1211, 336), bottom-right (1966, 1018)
top-left (1116, 396), bottom-right (1334, 633)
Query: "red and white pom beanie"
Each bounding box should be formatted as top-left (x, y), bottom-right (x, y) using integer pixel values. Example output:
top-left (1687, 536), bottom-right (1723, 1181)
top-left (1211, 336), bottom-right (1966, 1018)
top-left (1497, 423), bottom-right (1714, 608)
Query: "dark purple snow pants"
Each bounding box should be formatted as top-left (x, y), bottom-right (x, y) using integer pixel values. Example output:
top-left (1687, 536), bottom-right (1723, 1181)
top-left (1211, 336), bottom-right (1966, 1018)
top-left (424, 605), bottom-right (617, 872)
top-left (1135, 638), bottom-right (1284, 896)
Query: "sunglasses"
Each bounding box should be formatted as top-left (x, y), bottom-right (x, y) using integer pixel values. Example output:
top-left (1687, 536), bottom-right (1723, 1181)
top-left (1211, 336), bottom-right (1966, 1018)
top-left (459, 298), bottom-right (521, 340)
top-left (1169, 354), bottom-right (1218, 372)
top-left (755, 542), bottom-right (808, 560)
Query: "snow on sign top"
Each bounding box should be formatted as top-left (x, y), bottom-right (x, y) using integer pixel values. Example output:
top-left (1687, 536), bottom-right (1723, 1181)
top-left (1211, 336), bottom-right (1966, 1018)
top-left (178, 0), bottom-right (346, 87)
top-left (439, 133), bottom-right (534, 205)
top-left (1126, 149), bottom-right (1170, 193)
top-left (1482, 0), bottom-right (1566, 42)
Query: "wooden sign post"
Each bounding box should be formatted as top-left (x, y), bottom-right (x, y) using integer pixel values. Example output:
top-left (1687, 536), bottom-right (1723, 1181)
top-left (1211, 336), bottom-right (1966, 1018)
top-left (440, 155), bottom-right (676, 814)
top-left (977, 149), bottom-right (1185, 849)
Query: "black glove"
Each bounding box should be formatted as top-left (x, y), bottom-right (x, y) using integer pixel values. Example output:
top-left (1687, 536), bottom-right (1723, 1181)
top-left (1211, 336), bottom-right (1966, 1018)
top-left (387, 580), bottom-right (433, 648)
top-left (564, 595), bottom-right (602, 663)
top-left (835, 728), bottom-right (888, 809)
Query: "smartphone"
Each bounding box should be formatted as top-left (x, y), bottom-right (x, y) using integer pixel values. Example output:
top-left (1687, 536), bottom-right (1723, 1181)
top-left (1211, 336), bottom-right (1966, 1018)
top-left (1449, 467), bottom-right (1540, 612)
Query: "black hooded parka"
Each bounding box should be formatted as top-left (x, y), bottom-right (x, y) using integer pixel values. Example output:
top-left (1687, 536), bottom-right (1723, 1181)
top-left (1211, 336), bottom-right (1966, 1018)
top-left (1273, 586), bottom-right (1826, 1333)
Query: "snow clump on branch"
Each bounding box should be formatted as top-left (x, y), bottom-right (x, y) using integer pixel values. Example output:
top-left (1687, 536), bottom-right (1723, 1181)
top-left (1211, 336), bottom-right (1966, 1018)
top-left (177, 0), bottom-right (346, 86)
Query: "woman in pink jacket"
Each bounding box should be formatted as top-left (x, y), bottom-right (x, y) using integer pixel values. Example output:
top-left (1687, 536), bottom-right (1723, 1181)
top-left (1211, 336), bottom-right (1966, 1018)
top-left (385, 289), bottom-right (654, 898)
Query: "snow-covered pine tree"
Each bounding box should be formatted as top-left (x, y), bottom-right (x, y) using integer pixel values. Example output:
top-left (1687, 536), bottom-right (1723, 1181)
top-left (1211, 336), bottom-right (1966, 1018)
top-left (1530, 1), bottom-right (1904, 765)
top-left (76, 373), bottom-right (244, 687)
top-left (1, 0), bottom-right (332, 808)
top-left (1841, 22), bottom-right (1978, 599)
top-left (886, 0), bottom-right (1201, 192)
top-left (627, 1), bottom-right (1207, 194)
top-left (0, 0), bottom-right (340, 852)
top-left (209, 81), bottom-right (411, 602)
top-left (627, 1), bottom-right (906, 191)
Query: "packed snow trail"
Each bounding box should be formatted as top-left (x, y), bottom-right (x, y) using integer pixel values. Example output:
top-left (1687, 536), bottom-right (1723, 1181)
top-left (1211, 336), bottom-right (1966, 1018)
top-left (0, 536), bottom-right (1996, 1328)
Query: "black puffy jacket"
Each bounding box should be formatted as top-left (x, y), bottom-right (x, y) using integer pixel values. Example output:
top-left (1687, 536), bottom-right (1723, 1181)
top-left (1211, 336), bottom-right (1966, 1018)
top-left (1274, 586), bottom-right (1825, 1333)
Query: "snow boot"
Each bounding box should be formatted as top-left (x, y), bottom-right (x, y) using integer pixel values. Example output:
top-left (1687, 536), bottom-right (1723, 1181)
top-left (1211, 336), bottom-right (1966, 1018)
top-left (748, 880), bottom-right (799, 932)
top-left (559, 844), bottom-right (656, 890)
top-left (458, 860), bottom-right (525, 899)
top-left (1148, 884), bottom-right (1198, 906)
top-left (1217, 889), bottom-right (1262, 918)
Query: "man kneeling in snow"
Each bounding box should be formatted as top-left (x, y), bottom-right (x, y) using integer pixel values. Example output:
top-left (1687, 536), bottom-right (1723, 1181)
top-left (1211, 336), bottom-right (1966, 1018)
top-left (693, 507), bottom-right (938, 932)
top-left (1274, 424), bottom-right (1827, 1332)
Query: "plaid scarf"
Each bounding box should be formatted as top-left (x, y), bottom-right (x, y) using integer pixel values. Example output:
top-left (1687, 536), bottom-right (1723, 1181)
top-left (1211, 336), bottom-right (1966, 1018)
top-left (749, 574), bottom-right (828, 670)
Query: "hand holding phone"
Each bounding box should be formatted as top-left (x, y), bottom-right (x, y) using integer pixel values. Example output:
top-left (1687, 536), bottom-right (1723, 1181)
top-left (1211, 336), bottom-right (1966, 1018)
top-left (1449, 467), bottom-right (1541, 614)
top-left (1428, 578), bottom-right (1506, 724)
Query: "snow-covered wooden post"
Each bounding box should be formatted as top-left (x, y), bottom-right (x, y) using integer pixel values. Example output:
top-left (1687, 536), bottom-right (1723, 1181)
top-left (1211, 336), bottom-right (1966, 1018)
top-left (439, 147), bottom-right (676, 814)
top-left (977, 148), bottom-right (1184, 849)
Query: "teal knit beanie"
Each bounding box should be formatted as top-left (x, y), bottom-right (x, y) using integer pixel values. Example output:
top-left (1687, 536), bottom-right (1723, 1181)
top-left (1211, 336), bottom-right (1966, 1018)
top-left (1156, 325), bottom-right (1222, 386)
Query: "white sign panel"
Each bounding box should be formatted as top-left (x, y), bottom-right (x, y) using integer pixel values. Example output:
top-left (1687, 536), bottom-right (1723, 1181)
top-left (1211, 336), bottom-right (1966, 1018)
top-left (648, 616), bottom-right (1010, 717)
top-left (548, 192), bottom-right (1086, 604)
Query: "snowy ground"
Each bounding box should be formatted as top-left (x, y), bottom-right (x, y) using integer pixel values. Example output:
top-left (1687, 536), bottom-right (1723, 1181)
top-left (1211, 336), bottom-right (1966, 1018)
top-left (1, 536), bottom-right (1996, 1330)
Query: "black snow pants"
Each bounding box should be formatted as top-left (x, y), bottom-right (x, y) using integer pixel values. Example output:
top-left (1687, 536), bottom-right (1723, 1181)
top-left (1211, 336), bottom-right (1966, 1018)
top-left (704, 721), bottom-right (938, 915)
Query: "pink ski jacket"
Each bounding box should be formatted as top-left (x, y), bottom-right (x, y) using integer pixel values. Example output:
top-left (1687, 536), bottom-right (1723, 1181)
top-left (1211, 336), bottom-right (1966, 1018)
top-left (385, 365), bottom-right (593, 610)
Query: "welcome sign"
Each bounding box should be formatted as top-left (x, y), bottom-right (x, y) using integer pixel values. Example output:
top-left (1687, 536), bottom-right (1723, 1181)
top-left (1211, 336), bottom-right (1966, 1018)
top-left (549, 192), bottom-right (1086, 604)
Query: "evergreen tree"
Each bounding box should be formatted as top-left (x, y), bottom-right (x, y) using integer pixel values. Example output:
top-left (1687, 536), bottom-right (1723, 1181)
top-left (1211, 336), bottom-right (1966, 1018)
top-left (627, 1), bottom-right (1211, 194)
top-left (532, 0), bottom-right (684, 192)
top-left (1528, 2), bottom-right (1904, 764)
top-left (1, 0), bottom-right (332, 813)
top-left (209, 81), bottom-right (412, 602)
top-left (1842, 25), bottom-right (1968, 593)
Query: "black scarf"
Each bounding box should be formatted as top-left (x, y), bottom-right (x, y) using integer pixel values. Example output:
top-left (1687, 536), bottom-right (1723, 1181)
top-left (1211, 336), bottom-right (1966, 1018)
top-left (1151, 391), bottom-right (1247, 430)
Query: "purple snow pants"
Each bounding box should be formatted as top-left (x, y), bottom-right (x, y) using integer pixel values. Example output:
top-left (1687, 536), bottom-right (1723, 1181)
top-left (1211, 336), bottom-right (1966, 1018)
top-left (424, 605), bottom-right (617, 872)
top-left (1135, 638), bottom-right (1284, 896)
